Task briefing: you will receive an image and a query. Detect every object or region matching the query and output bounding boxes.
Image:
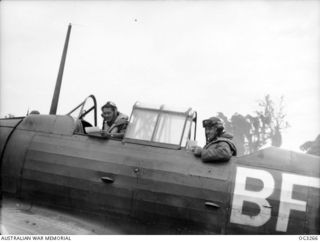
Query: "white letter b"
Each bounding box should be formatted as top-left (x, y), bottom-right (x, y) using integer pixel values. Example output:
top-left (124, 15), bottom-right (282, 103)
top-left (230, 167), bottom-right (275, 227)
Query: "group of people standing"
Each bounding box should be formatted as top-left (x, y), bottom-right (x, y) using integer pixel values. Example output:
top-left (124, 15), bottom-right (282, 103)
top-left (100, 101), bottom-right (237, 162)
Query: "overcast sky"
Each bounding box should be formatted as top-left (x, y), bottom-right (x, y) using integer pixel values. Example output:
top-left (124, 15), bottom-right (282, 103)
top-left (1, 0), bottom-right (319, 151)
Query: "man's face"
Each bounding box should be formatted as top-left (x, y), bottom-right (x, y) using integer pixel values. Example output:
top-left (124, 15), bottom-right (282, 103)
top-left (102, 107), bottom-right (115, 122)
top-left (205, 125), bottom-right (218, 142)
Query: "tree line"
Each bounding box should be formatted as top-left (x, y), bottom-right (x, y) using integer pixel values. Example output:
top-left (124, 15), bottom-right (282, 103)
top-left (216, 95), bottom-right (318, 156)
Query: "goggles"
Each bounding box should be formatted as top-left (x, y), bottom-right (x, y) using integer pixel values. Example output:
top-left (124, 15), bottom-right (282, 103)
top-left (202, 119), bottom-right (221, 128)
top-left (203, 119), bottom-right (214, 128)
top-left (102, 101), bottom-right (117, 111)
top-left (105, 101), bottom-right (117, 108)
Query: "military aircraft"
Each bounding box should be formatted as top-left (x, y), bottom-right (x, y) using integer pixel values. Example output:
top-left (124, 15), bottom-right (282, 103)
top-left (1, 24), bottom-right (319, 235)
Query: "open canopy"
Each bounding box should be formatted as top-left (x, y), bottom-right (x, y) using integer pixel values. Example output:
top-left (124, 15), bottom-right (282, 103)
top-left (66, 96), bottom-right (197, 149)
top-left (124, 102), bottom-right (196, 148)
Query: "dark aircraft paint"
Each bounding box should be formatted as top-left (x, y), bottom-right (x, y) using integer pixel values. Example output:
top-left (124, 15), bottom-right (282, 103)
top-left (1, 114), bottom-right (319, 234)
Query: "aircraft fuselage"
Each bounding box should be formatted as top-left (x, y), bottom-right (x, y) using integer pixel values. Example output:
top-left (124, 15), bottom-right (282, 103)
top-left (1, 115), bottom-right (319, 234)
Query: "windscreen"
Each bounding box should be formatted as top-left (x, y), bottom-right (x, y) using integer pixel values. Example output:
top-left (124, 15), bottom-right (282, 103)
top-left (125, 109), bottom-right (158, 141)
top-left (125, 107), bottom-right (191, 146)
top-left (153, 113), bottom-right (186, 145)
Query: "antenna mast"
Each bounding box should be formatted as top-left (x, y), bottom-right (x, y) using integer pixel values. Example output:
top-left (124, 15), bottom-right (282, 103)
top-left (49, 23), bottom-right (72, 114)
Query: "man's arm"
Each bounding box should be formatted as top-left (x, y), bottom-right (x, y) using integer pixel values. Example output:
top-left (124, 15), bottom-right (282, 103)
top-left (108, 121), bottom-right (128, 139)
top-left (110, 132), bottom-right (125, 139)
top-left (201, 142), bottom-right (233, 162)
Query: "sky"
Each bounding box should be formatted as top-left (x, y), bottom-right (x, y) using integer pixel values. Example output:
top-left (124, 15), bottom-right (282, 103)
top-left (0, 0), bottom-right (319, 151)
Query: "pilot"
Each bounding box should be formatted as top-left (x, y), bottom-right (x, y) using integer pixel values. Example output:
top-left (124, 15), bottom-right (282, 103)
top-left (192, 117), bottom-right (237, 162)
top-left (101, 101), bottom-right (128, 139)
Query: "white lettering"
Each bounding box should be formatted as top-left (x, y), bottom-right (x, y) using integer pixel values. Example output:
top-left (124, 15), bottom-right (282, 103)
top-left (230, 167), bottom-right (275, 227)
top-left (276, 173), bottom-right (320, 232)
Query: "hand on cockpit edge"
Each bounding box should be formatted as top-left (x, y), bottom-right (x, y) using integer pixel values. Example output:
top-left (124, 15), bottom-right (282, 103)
top-left (100, 131), bottom-right (112, 138)
top-left (192, 146), bottom-right (203, 157)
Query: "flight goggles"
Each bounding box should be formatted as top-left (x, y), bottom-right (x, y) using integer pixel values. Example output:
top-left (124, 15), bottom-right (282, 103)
top-left (202, 119), bottom-right (221, 128)
top-left (102, 101), bottom-right (117, 110)
top-left (105, 101), bottom-right (117, 108)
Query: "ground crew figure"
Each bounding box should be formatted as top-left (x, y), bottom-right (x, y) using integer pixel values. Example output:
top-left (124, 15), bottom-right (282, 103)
top-left (101, 101), bottom-right (128, 139)
top-left (192, 117), bottom-right (237, 162)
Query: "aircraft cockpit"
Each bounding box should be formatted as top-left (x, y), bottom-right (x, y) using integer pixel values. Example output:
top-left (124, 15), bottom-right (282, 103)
top-left (68, 95), bottom-right (197, 150)
top-left (67, 95), bottom-right (98, 133)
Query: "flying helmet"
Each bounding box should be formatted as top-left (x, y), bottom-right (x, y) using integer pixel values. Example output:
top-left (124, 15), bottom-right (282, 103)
top-left (101, 101), bottom-right (119, 121)
top-left (202, 116), bottom-right (224, 133)
top-left (101, 101), bottom-right (118, 112)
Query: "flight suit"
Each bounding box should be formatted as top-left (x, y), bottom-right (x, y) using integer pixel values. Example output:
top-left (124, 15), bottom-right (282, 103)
top-left (200, 137), bottom-right (237, 162)
top-left (102, 112), bottom-right (128, 138)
